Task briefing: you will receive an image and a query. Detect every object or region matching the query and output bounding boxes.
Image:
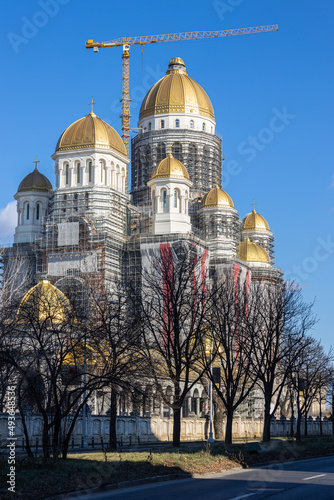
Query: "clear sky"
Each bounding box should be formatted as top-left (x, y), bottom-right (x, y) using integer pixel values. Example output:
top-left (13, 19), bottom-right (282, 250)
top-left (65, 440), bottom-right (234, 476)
top-left (1, 0), bottom-right (333, 349)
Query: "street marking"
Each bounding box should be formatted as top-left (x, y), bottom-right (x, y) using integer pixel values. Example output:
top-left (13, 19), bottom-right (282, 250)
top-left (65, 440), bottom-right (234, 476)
top-left (229, 494), bottom-right (257, 500)
top-left (303, 474), bottom-right (326, 481)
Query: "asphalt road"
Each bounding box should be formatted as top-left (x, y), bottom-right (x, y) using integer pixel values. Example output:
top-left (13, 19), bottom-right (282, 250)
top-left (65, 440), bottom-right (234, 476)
top-left (74, 455), bottom-right (334, 500)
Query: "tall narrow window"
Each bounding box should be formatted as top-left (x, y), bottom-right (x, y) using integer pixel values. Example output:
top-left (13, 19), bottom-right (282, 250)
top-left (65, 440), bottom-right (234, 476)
top-left (76, 163), bottom-right (80, 184)
top-left (26, 203), bottom-right (30, 220)
top-left (202, 122), bottom-right (206, 131)
top-left (88, 162), bottom-right (92, 183)
top-left (36, 203), bottom-right (40, 221)
top-left (148, 122), bottom-right (152, 131)
top-left (175, 119), bottom-right (180, 128)
top-left (174, 190), bottom-right (177, 208)
top-left (163, 190), bottom-right (167, 209)
top-left (161, 119), bottom-right (165, 129)
top-left (65, 164), bottom-right (69, 185)
top-left (190, 120), bottom-right (194, 129)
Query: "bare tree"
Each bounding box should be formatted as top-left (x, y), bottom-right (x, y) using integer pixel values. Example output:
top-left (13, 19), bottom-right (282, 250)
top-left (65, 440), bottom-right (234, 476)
top-left (290, 338), bottom-right (333, 440)
top-left (86, 284), bottom-right (142, 450)
top-left (248, 281), bottom-right (316, 442)
top-left (1, 280), bottom-right (108, 460)
top-left (133, 241), bottom-right (211, 447)
top-left (208, 271), bottom-right (258, 444)
top-left (0, 247), bottom-right (33, 412)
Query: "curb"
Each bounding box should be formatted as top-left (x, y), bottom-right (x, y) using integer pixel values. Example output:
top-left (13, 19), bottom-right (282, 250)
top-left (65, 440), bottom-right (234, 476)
top-left (45, 472), bottom-right (192, 499)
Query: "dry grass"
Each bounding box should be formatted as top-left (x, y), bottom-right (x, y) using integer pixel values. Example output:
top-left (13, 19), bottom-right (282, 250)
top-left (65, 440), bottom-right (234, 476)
top-left (1, 436), bottom-right (334, 499)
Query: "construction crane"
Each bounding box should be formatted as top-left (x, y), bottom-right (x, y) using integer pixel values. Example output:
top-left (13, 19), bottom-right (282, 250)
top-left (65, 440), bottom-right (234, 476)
top-left (85, 25), bottom-right (278, 156)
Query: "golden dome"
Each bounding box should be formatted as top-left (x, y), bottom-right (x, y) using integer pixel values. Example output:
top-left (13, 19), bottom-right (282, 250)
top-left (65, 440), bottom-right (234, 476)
top-left (55, 112), bottom-right (127, 156)
top-left (18, 167), bottom-right (52, 193)
top-left (151, 153), bottom-right (190, 180)
top-left (17, 280), bottom-right (73, 323)
top-left (243, 209), bottom-right (270, 231)
top-left (200, 185), bottom-right (234, 209)
top-left (139, 58), bottom-right (215, 121)
top-left (238, 238), bottom-right (271, 264)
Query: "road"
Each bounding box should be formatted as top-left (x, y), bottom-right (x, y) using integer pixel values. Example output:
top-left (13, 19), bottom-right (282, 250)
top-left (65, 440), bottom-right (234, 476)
top-left (74, 455), bottom-right (334, 500)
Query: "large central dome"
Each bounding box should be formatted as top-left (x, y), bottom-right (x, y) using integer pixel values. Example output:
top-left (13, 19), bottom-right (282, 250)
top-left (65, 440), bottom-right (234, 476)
top-left (139, 58), bottom-right (215, 121)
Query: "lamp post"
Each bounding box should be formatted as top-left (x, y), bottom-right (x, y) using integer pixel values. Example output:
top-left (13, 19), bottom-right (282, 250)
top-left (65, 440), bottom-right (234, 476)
top-left (81, 313), bottom-right (88, 448)
top-left (208, 335), bottom-right (214, 445)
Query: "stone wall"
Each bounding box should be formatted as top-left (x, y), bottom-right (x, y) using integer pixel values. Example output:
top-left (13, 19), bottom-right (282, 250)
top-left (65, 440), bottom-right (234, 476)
top-left (0, 413), bottom-right (332, 450)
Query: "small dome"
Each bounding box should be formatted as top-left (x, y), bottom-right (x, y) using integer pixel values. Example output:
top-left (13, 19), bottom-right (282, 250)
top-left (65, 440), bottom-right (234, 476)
top-left (139, 58), bottom-right (214, 121)
top-left (200, 185), bottom-right (234, 208)
top-left (17, 280), bottom-right (73, 323)
top-left (238, 238), bottom-right (271, 264)
top-left (151, 153), bottom-right (190, 180)
top-left (55, 111), bottom-right (127, 156)
top-left (243, 209), bottom-right (270, 231)
top-left (17, 166), bottom-right (52, 193)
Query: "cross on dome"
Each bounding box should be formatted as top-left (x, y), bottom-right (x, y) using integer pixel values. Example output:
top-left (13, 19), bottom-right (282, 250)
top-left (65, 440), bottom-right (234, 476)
top-left (251, 200), bottom-right (257, 211)
top-left (88, 98), bottom-right (96, 114)
top-left (33, 157), bottom-right (40, 171)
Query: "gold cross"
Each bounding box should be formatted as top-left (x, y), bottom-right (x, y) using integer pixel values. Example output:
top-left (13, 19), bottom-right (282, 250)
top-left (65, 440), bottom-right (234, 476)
top-left (251, 200), bottom-right (257, 211)
top-left (88, 98), bottom-right (96, 113)
top-left (33, 157), bottom-right (40, 170)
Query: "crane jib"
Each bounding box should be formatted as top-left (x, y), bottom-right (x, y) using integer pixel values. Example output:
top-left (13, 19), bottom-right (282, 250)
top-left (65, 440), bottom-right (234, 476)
top-left (85, 24), bottom-right (279, 49)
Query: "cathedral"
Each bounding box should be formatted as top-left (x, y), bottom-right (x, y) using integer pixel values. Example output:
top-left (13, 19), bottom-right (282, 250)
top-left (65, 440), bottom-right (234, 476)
top-left (0, 55), bottom-right (285, 427)
top-left (11, 56), bottom-right (280, 299)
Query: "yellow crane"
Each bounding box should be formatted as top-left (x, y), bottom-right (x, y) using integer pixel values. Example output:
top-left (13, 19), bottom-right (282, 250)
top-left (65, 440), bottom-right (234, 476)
top-left (85, 24), bottom-right (278, 156)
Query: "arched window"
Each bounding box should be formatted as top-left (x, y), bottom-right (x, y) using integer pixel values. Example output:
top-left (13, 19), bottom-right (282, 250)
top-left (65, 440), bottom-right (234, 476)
top-left (160, 119), bottom-right (165, 129)
top-left (174, 189), bottom-right (181, 212)
top-left (76, 162), bottom-right (80, 184)
top-left (26, 203), bottom-right (30, 220)
top-left (161, 189), bottom-right (167, 212)
top-left (36, 203), bottom-right (40, 221)
top-left (88, 161), bottom-right (92, 183)
top-left (190, 120), bottom-right (194, 129)
top-left (148, 122), bottom-right (152, 131)
top-left (65, 164), bottom-right (69, 185)
top-left (202, 122), bottom-right (206, 131)
top-left (175, 119), bottom-right (180, 128)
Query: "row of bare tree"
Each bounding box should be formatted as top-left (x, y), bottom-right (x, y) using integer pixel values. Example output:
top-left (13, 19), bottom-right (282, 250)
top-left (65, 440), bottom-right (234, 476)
top-left (0, 245), bottom-right (333, 460)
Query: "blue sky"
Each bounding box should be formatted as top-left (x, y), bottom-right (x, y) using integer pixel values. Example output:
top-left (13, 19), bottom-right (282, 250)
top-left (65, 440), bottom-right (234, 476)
top-left (1, 0), bottom-right (333, 349)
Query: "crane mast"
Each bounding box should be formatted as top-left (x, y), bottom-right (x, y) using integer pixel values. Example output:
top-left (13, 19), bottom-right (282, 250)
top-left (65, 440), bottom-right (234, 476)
top-left (85, 24), bottom-right (278, 188)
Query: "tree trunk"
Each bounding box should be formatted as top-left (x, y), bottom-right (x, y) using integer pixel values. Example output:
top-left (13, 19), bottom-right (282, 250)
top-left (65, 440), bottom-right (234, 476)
top-left (53, 418), bottom-right (61, 460)
top-left (296, 393), bottom-right (302, 441)
top-left (304, 410), bottom-right (308, 436)
top-left (172, 406), bottom-right (181, 447)
top-left (109, 387), bottom-right (118, 450)
top-left (19, 407), bottom-right (34, 458)
top-left (289, 391), bottom-right (294, 438)
top-left (319, 391), bottom-right (323, 436)
top-left (262, 391), bottom-right (272, 442)
top-left (42, 423), bottom-right (50, 459)
top-left (213, 393), bottom-right (224, 440)
top-left (225, 408), bottom-right (234, 445)
top-left (332, 385), bottom-right (334, 435)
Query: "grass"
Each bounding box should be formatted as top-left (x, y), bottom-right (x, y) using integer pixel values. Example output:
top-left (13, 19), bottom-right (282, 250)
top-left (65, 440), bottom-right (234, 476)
top-left (1, 436), bottom-right (334, 499)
